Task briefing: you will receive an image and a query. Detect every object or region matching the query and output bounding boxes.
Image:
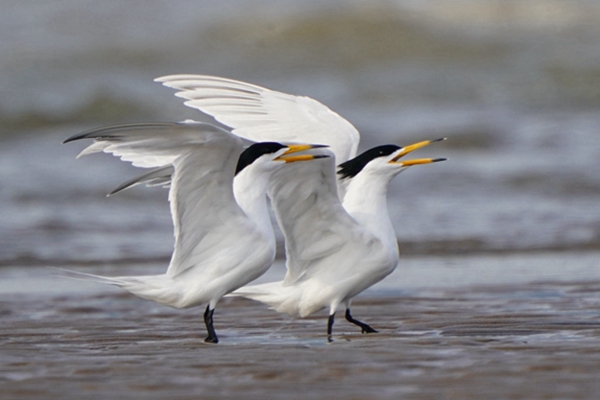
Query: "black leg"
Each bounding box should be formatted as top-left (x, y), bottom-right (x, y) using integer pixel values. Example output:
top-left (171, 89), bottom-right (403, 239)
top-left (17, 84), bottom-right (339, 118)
top-left (203, 305), bottom-right (219, 343)
top-left (345, 308), bottom-right (378, 333)
top-left (327, 313), bottom-right (335, 342)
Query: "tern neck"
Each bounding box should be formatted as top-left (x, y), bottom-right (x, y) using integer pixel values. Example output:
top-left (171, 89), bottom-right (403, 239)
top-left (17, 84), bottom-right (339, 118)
top-left (233, 167), bottom-right (275, 243)
top-left (342, 170), bottom-right (397, 249)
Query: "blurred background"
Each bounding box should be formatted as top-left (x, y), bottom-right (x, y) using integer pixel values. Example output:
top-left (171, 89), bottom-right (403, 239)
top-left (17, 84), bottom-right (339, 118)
top-left (1, 0), bottom-right (599, 291)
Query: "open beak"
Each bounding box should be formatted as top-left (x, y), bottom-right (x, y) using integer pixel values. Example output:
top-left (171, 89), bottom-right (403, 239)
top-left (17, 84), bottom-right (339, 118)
top-left (396, 157), bottom-right (447, 167)
top-left (275, 144), bottom-right (329, 163)
top-left (391, 137), bottom-right (446, 162)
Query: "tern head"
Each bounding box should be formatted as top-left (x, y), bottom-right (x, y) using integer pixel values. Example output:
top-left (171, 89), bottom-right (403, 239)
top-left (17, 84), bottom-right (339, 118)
top-left (337, 138), bottom-right (447, 180)
top-left (236, 142), bottom-right (328, 176)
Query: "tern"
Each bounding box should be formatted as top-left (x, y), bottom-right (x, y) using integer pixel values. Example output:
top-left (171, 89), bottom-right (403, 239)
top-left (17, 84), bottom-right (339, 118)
top-left (62, 121), bottom-right (326, 343)
top-left (233, 141), bottom-right (445, 338)
top-left (152, 74), bottom-right (447, 337)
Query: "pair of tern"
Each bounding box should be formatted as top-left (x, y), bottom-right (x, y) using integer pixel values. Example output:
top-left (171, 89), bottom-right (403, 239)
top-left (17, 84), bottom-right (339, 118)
top-left (64, 75), bottom-right (445, 343)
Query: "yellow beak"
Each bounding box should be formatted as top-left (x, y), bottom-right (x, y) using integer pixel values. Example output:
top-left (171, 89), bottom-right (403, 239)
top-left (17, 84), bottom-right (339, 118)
top-left (395, 157), bottom-right (447, 167)
top-left (275, 144), bottom-right (329, 163)
top-left (392, 138), bottom-right (446, 161)
top-left (277, 154), bottom-right (330, 163)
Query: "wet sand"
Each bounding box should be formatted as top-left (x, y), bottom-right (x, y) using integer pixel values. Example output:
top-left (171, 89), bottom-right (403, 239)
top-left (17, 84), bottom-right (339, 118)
top-left (2, 277), bottom-right (600, 399)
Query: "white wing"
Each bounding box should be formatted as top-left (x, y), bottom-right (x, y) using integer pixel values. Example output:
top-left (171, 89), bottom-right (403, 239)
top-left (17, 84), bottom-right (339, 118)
top-left (66, 122), bottom-right (259, 278)
top-left (268, 149), bottom-right (382, 286)
top-left (64, 122), bottom-right (225, 168)
top-left (155, 74), bottom-right (360, 163)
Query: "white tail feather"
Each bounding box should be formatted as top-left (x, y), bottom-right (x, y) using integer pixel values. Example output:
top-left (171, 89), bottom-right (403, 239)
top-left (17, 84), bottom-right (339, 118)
top-left (232, 282), bottom-right (317, 317)
top-left (52, 267), bottom-right (192, 309)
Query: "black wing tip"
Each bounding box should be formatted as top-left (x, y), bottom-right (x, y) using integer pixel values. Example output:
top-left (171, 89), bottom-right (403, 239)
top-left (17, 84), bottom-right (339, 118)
top-left (107, 165), bottom-right (175, 197)
top-left (433, 157), bottom-right (447, 163)
top-left (62, 133), bottom-right (87, 144)
top-left (62, 122), bottom-right (181, 145)
top-left (62, 126), bottom-right (111, 144)
top-left (432, 137), bottom-right (447, 143)
top-left (107, 182), bottom-right (134, 197)
top-left (313, 154), bottom-right (331, 159)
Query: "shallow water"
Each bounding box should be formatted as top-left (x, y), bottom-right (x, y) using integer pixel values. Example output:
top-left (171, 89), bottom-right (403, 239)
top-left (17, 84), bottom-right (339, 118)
top-left (2, 260), bottom-right (600, 399)
top-left (3, 253), bottom-right (600, 398)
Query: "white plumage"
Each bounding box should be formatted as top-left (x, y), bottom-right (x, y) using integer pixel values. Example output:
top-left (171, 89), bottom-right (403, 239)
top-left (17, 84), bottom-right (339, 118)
top-left (155, 74), bottom-right (360, 165)
top-left (234, 144), bottom-right (445, 337)
top-left (63, 121), bottom-right (325, 343)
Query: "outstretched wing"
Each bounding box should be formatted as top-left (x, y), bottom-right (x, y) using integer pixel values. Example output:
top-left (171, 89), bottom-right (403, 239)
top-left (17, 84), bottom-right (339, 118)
top-left (155, 74), bottom-right (360, 163)
top-left (65, 122), bottom-right (253, 277)
top-left (65, 122), bottom-right (202, 168)
top-left (268, 149), bottom-right (380, 285)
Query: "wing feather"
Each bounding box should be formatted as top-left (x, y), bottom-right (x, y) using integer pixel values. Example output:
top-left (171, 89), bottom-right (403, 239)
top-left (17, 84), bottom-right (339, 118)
top-left (65, 122), bottom-right (257, 277)
top-left (156, 74), bottom-right (360, 163)
top-left (64, 122), bottom-right (227, 168)
top-left (268, 149), bottom-right (380, 285)
top-left (108, 165), bottom-right (174, 196)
